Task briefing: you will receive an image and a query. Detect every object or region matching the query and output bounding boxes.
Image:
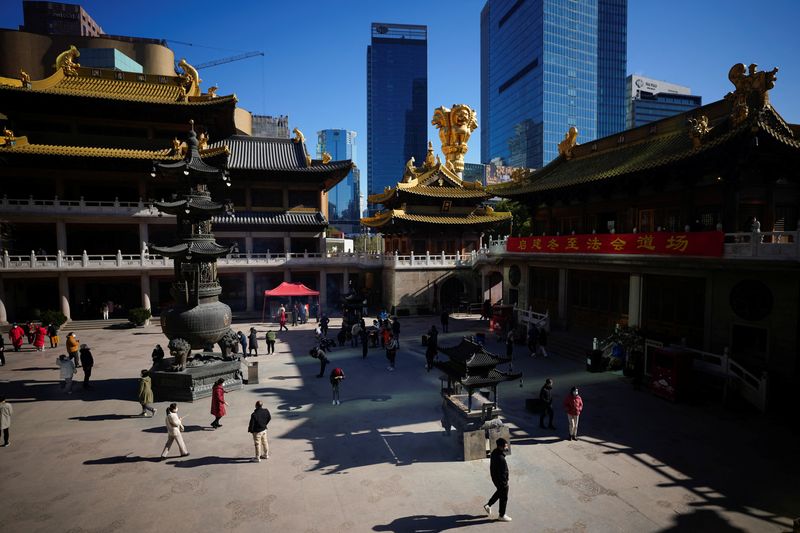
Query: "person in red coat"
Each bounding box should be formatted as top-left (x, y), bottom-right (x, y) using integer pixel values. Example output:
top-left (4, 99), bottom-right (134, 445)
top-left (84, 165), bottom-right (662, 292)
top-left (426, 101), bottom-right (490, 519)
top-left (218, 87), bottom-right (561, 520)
top-left (563, 386), bottom-right (584, 441)
top-left (9, 324), bottom-right (24, 352)
top-left (210, 378), bottom-right (228, 429)
top-left (33, 325), bottom-right (47, 351)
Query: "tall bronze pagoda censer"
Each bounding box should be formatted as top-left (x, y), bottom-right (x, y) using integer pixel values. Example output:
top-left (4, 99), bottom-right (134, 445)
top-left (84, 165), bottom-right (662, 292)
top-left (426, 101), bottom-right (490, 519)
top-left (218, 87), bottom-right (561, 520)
top-left (148, 123), bottom-right (243, 401)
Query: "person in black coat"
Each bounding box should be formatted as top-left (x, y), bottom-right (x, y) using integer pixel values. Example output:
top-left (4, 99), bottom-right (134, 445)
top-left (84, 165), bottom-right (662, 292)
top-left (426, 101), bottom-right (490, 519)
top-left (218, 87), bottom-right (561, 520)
top-left (360, 329), bottom-right (368, 359)
top-left (248, 401), bottom-right (272, 462)
top-left (311, 346), bottom-right (329, 378)
top-left (79, 344), bottom-right (94, 389)
top-left (440, 310), bottom-right (449, 333)
top-left (484, 438), bottom-right (512, 521)
top-left (539, 378), bottom-right (555, 429)
top-left (425, 325), bottom-right (438, 372)
top-left (248, 327), bottom-right (259, 356)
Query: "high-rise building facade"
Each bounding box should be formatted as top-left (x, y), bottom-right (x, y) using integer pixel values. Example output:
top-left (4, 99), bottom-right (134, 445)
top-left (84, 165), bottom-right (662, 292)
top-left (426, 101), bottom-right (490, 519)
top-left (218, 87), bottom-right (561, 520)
top-left (367, 23), bottom-right (427, 213)
top-left (317, 129), bottom-right (361, 233)
top-left (481, 0), bottom-right (627, 169)
top-left (626, 75), bottom-right (701, 129)
top-left (21, 1), bottom-right (104, 36)
top-left (251, 115), bottom-right (290, 139)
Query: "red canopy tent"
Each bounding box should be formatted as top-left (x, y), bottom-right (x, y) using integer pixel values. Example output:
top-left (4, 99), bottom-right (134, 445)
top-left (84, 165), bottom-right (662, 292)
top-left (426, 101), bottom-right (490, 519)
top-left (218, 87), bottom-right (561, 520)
top-left (262, 282), bottom-right (320, 322)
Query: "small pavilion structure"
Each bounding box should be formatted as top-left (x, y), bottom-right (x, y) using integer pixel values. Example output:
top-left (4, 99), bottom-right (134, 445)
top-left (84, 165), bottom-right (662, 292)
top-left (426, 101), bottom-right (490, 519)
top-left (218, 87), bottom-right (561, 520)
top-left (262, 282), bottom-right (319, 322)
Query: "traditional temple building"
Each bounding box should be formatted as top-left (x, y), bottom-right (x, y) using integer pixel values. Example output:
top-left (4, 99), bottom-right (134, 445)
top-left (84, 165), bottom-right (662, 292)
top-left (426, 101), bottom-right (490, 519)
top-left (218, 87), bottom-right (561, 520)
top-left (362, 105), bottom-right (511, 255)
top-left (0, 46), bottom-right (359, 321)
top-left (481, 63), bottom-right (799, 412)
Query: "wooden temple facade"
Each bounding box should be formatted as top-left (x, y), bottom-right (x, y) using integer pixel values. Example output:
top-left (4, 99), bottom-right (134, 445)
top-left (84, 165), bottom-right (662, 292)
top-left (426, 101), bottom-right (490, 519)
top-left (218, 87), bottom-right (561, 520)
top-left (0, 48), bottom-right (359, 320)
top-left (482, 63), bottom-right (800, 412)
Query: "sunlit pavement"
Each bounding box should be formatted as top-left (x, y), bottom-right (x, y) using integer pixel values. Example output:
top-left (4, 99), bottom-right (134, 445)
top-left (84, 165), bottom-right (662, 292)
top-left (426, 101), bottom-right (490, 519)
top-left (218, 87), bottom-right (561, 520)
top-left (0, 315), bottom-right (796, 532)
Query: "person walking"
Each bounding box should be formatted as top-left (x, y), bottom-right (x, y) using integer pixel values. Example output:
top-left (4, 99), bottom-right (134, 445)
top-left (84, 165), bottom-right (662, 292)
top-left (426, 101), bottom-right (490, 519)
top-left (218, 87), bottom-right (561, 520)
top-left (385, 333), bottom-right (398, 371)
top-left (299, 303), bottom-right (307, 324)
top-left (330, 367), bottom-right (345, 405)
top-left (56, 354), bottom-right (76, 393)
top-left (151, 344), bottom-right (165, 364)
top-left (66, 332), bottom-right (80, 368)
top-left (360, 328), bottom-right (369, 359)
top-left (47, 323), bottom-right (59, 348)
top-left (0, 397), bottom-right (11, 447)
top-left (482, 299), bottom-right (492, 321)
top-left (351, 322), bottom-right (361, 348)
top-left (291, 303), bottom-right (299, 326)
top-left (483, 438), bottom-right (512, 522)
top-left (248, 400), bottom-right (271, 462)
top-left (265, 329), bottom-right (276, 355)
top-left (210, 378), bottom-right (228, 428)
top-left (25, 321), bottom-right (35, 344)
top-left (440, 309), bottom-right (449, 333)
top-left (391, 317), bottom-right (401, 345)
top-left (9, 324), bottom-right (24, 352)
top-left (235, 330), bottom-right (247, 355)
top-left (79, 344), bottom-right (94, 390)
top-left (160, 403), bottom-right (189, 459)
top-left (101, 302), bottom-right (109, 320)
top-left (527, 326), bottom-right (539, 358)
top-left (0, 336), bottom-right (5, 366)
top-left (536, 326), bottom-right (549, 358)
top-left (563, 386), bottom-right (584, 441)
top-left (138, 370), bottom-right (157, 417)
top-left (33, 324), bottom-right (47, 351)
top-left (279, 306), bottom-right (288, 332)
top-left (320, 314), bottom-right (329, 337)
top-left (248, 328), bottom-right (259, 357)
top-left (425, 325), bottom-right (438, 372)
top-left (539, 378), bottom-right (556, 430)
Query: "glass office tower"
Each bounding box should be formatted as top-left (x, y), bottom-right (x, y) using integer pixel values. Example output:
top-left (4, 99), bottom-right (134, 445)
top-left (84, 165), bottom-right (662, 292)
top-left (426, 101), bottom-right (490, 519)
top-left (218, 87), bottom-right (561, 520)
top-left (367, 23), bottom-right (428, 213)
top-left (317, 129), bottom-right (361, 233)
top-left (481, 0), bottom-right (627, 169)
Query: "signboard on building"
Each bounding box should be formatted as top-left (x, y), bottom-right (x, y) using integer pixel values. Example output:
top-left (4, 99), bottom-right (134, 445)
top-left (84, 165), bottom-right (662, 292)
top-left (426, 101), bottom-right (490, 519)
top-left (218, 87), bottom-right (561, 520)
top-left (507, 231), bottom-right (723, 257)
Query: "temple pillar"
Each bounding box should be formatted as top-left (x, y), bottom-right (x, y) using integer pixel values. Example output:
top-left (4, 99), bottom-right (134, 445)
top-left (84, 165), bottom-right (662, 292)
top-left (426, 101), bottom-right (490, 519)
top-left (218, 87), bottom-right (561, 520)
top-left (59, 273), bottom-right (71, 319)
top-left (557, 268), bottom-right (568, 326)
top-left (0, 278), bottom-right (7, 323)
top-left (245, 236), bottom-right (253, 255)
top-left (141, 272), bottom-right (151, 310)
top-left (319, 270), bottom-right (327, 311)
top-left (246, 270), bottom-right (255, 312)
top-left (627, 273), bottom-right (642, 328)
top-left (56, 220), bottom-right (67, 253)
top-left (283, 234), bottom-right (291, 254)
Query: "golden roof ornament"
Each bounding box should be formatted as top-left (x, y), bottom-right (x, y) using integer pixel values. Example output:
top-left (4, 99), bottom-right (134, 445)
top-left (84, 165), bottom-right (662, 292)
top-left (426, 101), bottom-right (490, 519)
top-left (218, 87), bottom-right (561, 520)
top-left (198, 131), bottom-right (209, 150)
top-left (321, 152), bottom-right (332, 164)
top-left (557, 126), bottom-right (578, 159)
top-left (687, 115), bottom-right (712, 149)
top-left (177, 58), bottom-right (201, 97)
top-left (206, 85), bottom-right (218, 98)
top-left (423, 141), bottom-right (437, 169)
top-left (292, 128), bottom-right (305, 144)
top-left (431, 104), bottom-right (478, 174)
top-left (403, 156), bottom-right (419, 181)
top-left (19, 69), bottom-right (30, 85)
top-left (54, 45), bottom-right (80, 76)
top-left (3, 128), bottom-right (14, 140)
top-left (725, 63), bottom-right (778, 126)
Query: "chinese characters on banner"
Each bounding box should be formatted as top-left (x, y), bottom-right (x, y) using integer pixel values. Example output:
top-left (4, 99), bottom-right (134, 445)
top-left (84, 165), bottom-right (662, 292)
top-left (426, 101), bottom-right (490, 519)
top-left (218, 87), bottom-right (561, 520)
top-left (507, 232), bottom-right (723, 257)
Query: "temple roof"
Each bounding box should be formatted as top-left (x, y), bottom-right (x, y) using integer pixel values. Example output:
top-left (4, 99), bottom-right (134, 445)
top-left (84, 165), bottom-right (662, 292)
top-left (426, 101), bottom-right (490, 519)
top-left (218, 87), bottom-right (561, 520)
top-left (150, 240), bottom-right (232, 259)
top-left (0, 66), bottom-right (234, 106)
top-left (211, 211), bottom-right (327, 228)
top-left (438, 338), bottom-right (512, 367)
top-left (490, 95), bottom-right (800, 199)
top-left (360, 208), bottom-right (510, 229)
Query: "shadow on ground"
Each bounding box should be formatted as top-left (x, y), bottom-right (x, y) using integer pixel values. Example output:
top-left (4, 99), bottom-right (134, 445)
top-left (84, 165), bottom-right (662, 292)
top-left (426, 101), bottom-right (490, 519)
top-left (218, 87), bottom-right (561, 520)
top-left (372, 513), bottom-right (494, 532)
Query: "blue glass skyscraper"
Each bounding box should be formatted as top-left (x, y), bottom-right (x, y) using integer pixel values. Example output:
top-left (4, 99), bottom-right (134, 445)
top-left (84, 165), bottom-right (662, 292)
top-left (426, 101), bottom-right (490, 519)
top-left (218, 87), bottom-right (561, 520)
top-left (317, 129), bottom-right (361, 233)
top-left (367, 23), bottom-right (427, 213)
top-left (481, 0), bottom-right (627, 169)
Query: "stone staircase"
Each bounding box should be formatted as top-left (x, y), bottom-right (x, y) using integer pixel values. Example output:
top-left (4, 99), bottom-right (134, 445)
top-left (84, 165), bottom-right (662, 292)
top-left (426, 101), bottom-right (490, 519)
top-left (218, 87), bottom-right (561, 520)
top-left (61, 318), bottom-right (132, 331)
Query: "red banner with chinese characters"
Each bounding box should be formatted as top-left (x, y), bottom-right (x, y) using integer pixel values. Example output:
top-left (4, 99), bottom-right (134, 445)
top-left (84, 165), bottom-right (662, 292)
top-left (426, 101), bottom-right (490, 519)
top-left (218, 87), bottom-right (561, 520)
top-left (507, 231), bottom-right (723, 257)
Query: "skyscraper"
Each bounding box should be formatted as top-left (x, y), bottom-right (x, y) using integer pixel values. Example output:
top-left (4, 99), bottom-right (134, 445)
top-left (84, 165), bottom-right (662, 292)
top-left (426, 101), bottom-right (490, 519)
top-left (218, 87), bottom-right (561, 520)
top-left (626, 75), bottom-right (701, 129)
top-left (317, 129), bottom-right (361, 233)
top-left (367, 23), bottom-right (427, 213)
top-left (481, 0), bottom-right (627, 169)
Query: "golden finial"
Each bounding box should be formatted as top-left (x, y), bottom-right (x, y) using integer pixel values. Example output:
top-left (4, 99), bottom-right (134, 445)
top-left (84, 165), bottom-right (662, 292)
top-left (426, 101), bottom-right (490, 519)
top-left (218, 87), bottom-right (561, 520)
top-left (431, 104), bottom-right (478, 173)
top-left (292, 128), bottom-right (305, 144)
top-left (557, 126), bottom-right (578, 159)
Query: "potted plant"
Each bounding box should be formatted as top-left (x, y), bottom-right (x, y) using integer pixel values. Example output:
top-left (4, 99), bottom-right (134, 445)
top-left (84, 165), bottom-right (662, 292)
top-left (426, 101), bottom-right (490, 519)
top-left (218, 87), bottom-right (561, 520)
top-left (128, 307), bottom-right (152, 327)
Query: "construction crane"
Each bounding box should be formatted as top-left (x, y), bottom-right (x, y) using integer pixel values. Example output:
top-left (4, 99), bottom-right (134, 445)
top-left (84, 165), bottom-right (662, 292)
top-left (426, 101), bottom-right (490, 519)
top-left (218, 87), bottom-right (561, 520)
top-left (194, 51), bottom-right (264, 70)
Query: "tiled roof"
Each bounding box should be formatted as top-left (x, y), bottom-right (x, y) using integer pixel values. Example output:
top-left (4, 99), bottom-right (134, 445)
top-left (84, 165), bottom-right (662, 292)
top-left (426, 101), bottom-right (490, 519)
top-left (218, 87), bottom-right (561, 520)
top-left (212, 211), bottom-right (327, 227)
top-left (361, 209), bottom-right (511, 228)
top-left (461, 369), bottom-right (523, 388)
top-left (490, 100), bottom-right (800, 197)
top-left (0, 136), bottom-right (179, 159)
top-left (0, 68), bottom-right (235, 105)
top-left (150, 240), bottom-right (231, 259)
top-left (438, 338), bottom-right (512, 366)
top-left (210, 135), bottom-right (353, 174)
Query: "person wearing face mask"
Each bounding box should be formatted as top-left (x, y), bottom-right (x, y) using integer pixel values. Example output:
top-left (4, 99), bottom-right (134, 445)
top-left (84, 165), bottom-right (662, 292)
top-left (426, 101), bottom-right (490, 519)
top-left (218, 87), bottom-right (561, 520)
top-left (563, 386), bottom-right (584, 441)
top-left (483, 438), bottom-right (512, 522)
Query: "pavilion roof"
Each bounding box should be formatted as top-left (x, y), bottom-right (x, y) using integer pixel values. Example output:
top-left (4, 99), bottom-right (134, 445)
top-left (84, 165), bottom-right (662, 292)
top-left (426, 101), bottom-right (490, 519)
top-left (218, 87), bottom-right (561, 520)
top-left (360, 207), bottom-right (510, 229)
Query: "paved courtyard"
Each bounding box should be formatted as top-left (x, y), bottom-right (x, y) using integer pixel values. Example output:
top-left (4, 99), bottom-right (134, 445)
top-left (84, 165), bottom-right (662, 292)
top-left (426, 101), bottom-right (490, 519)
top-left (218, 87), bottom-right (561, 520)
top-left (0, 315), bottom-right (797, 532)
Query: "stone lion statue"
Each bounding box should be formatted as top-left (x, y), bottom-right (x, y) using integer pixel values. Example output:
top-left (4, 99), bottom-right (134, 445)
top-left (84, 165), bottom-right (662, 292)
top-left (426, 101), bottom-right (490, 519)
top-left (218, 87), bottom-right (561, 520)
top-left (168, 338), bottom-right (192, 371)
top-left (217, 329), bottom-right (239, 360)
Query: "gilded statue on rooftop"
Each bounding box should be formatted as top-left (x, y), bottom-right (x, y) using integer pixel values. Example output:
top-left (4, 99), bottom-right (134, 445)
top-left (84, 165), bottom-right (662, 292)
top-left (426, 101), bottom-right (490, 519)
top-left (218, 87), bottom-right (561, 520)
top-left (431, 104), bottom-right (478, 173)
top-left (687, 115), bottom-right (712, 149)
top-left (177, 58), bottom-right (202, 97)
top-left (557, 126), bottom-right (578, 159)
top-left (292, 128), bottom-right (305, 144)
top-left (54, 45), bottom-right (80, 76)
top-left (725, 63), bottom-right (778, 126)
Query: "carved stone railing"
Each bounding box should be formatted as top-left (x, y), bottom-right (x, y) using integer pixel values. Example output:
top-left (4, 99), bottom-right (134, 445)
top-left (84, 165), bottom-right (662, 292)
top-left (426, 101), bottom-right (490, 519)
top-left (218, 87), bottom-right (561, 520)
top-left (0, 195), bottom-right (158, 217)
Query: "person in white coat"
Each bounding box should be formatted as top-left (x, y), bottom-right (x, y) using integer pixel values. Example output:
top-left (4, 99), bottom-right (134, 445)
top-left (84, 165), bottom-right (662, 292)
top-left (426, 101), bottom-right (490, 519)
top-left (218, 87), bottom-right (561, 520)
top-left (0, 397), bottom-right (11, 447)
top-left (160, 403), bottom-right (189, 459)
top-left (56, 354), bottom-right (76, 393)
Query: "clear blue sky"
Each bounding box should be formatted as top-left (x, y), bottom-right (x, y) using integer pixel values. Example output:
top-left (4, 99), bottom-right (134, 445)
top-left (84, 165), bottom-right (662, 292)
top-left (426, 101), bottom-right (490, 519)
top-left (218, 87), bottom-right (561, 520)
top-left (2, 0), bottom-right (799, 178)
